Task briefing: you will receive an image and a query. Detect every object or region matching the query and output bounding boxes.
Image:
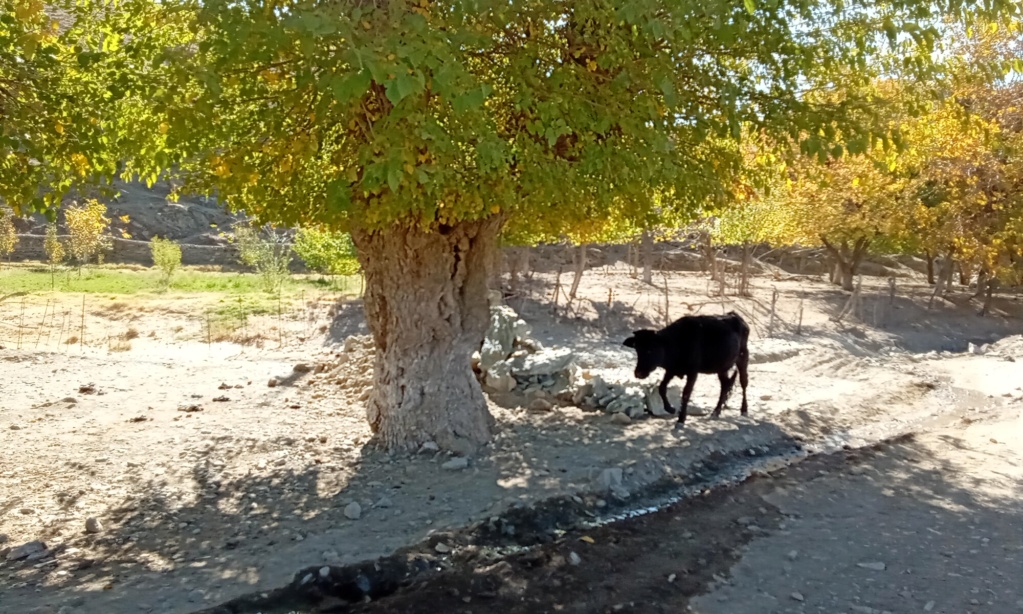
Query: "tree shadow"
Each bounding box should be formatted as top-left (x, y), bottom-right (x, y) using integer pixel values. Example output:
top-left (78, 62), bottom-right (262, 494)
top-left (813, 280), bottom-right (1022, 353)
top-left (1, 391), bottom-right (833, 614)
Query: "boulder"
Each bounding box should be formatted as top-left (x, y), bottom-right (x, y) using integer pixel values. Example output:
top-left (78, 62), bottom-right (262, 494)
top-left (483, 360), bottom-right (516, 393)
top-left (480, 306), bottom-right (519, 372)
top-left (508, 347), bottom-right (576, 377)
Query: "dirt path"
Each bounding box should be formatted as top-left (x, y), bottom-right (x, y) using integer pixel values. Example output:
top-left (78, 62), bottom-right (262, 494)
top-left (2, 269), bottom-right (1021, 614)
top-left (275, 406), bottom-right (1021, 614)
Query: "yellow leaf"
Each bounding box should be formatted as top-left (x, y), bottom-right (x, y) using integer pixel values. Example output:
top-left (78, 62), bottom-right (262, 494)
top-left (119, 215), bottom-right (130, 223)
top-left (579, 536), bottom-right (595, 544)
top-left (490, 205), bottom-right (501, 214)
top-left (159, 122), bottom-right (169, 135)
top-left (361, 20), bottom-right (371, 30)
top-left (55, 122), bottom-right (64, 135)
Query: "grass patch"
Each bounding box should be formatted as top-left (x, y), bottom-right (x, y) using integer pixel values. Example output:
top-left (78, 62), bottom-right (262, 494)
top-left (0, 264), bottom-right (359, 297)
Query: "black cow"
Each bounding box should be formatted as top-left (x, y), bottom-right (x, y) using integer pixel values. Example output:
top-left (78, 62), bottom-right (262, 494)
top-left (623, 311), bottom-right (750, 426)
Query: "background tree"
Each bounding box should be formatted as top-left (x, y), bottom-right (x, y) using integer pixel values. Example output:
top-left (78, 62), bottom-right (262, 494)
top-left (4, 0), bottom-right (1021, 452)
top-left (0, 206), bottom-right (17, 266)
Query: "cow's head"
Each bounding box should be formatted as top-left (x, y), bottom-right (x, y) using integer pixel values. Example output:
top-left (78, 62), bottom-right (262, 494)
top-left (622, 329), bottom-right (662, 380)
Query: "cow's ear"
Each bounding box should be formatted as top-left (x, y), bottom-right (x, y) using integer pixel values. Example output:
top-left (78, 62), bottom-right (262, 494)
top-left (623, 336), bottom-right (636, 348)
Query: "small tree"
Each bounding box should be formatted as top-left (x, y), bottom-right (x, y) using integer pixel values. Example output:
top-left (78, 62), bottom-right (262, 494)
top-left (150, 236), bottom-right (182, 288)
top-left (43, 223), bottom-right (66, 288)
top-left (233, 223), bottom-right (292, 293)
top-left (64, 199), bottom-right (111, 274)
top-left (293, 227), bottom-right (361, 288)
top-left (0, 207), bottom-right (18, 267)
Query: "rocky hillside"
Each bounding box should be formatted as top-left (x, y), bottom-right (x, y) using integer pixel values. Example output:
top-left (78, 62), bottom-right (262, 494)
top-left (13, 180), bottom-right (242, 246)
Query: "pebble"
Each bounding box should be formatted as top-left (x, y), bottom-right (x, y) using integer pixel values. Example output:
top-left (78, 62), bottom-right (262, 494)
top-left (611, 413), bottom-right (632, 425)
top-left (187, 589), bottom-right (205, 603)
top-left (786, 550), bottom-right (798, 561)
top-left (344, 502), bottom-right (362, 520)
top-left (435, 542), bottom-right (452, 554)
top-left (374, 497), bottom-right (393, 509)
top-left (528, 398), bottom-right (553, 412)
top-left (419, 441), bottom-right (440, 454)
top-left (322, 550), bottom-right (340, 562)
top-left (85, 517), bottom-right (103, 534)
top-left (267, 378), bottom-right (278, 388)
top-left (319, 566), bottom-right (331, 579)
top-left (9, 424), bottom-right (23, 430)
top-left (442, 457), bottom-right (469, 471)
top-left (293, 363), bottom-right (312, 373)
top-left (923, 602), bottom-right (935, 611)
top-left (667, 573), bottom-right (676, 583)
top-left (857, 561), bottom-right (887, 571)
top-left (791, 592), bottom-right (804, 602)
top-left (568, 552), bottom-right (581, 566)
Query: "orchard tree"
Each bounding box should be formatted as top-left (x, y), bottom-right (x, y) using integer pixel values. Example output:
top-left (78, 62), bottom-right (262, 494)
top-left (5, 0), bottom-right (1021, 452)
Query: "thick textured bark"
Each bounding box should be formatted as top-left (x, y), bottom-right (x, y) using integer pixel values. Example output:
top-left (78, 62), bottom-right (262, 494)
top-left (350, 218), bottom-right (501, 453)
top-left (641, 230), bottom-right (654, 285)
top-left (928, 251), bottom-right (954, 309)
top-left (959, 262), bottom-right (972, 287)
top-left (701, 231), bottom-right (720, 281)
top-left (926, 252), bottom-right (935, 285)
top-left (821, 236), bottom-right (869, 292)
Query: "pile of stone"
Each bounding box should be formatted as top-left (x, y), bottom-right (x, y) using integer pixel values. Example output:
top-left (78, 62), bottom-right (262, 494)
top-left (475, 302), bottom-right (689, 419)
top-left (475, 305), bottom-right (579, 400)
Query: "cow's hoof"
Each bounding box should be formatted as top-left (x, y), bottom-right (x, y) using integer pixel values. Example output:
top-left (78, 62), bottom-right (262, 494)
top-left (673, 421), bottom-right (686, 430)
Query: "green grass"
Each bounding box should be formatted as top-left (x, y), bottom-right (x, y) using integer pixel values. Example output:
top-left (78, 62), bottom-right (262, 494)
top-left (0, 264), bottom-right (360, 297)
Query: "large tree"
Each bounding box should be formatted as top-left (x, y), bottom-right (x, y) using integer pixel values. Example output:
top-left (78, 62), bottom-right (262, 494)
top-left (4, 0), bottom-right (1019, 452)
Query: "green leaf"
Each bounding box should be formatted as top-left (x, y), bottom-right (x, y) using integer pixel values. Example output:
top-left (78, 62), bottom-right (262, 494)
top-left (453, 86), bottom-right (488, 113)
top-left (331, 71), bottom-right (371, 104)
top-left (385, 72), bottom-right (423, 105)
top-left (743, 0), bottom-right (756, 15)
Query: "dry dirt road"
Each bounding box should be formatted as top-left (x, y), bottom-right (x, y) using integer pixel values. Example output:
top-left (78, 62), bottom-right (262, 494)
top-left (277, 403), bottom-right (1022, 614)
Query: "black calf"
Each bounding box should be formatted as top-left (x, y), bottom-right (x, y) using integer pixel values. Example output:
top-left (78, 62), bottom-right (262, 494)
top-left (623, 311), bottom-right (750, 426)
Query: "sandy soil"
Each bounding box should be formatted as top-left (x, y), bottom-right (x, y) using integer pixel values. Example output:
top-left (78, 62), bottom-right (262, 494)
top-left (1, 264), bottom-right (1021, 614)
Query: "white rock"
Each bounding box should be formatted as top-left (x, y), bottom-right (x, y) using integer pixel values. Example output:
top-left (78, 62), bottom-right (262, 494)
top-left (344, 502), bottom-right (362, 520)
top-left (857, 561), bottom-right (887, 571)
top-left (319, 566), bottom-right (331, 579)
top-left (790, 592), bottom-right (804, 602)
top-left (568, 552), bottom-right (581, 566)
top-left (508, 348), bottom-right (576, 377)
top-left (442, 457), bottom-right (469, 471)
top-left (434, 542), bottom-right (452, 553)
top-left (419, 441), bottom-right (440, 454)
top-left (923, 602), bottom-right (935, 612)
top-left (85, 517), bottom-right (103, 534)
top-left (483, 360), bottom-right (516, 392)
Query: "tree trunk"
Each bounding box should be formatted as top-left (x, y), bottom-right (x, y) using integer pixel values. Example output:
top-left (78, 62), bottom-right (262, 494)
top-left (958, 262), bottom-right (971, 287)
top-left (641, 230), bottom-right (654, 285)
top-left (508, 247), bottom-right (520, 295)
top-left (943, 258), bottom-right (955, 294)
top-left (739, 242), bottom-right (752, 296)
top-left (350, 218), bottom-right (500, 454)
top-left (821, 236), bottom-right (869, 292)
top-left (701, 231), bottom-right (720, 281)
top-left (928, 251), bottom-right (954, 309)
top-left (980, 277), bottom-right (998, 316)
top-left (926, 251), bottom-right (935, 285)
top-left (972, 269), bottom-right (989, 299)
top-left (568, 244), bottom-right (587, 302)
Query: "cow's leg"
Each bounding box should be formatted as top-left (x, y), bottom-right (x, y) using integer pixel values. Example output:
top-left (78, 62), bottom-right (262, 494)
top-left (737, 350), bottom-right (750, 416)
top-left (659, 372), bottom-right (675, 416)
top-left (676, 372), bottom-right (698, 426)
top-left (711, 370), bottom-right (734, 418)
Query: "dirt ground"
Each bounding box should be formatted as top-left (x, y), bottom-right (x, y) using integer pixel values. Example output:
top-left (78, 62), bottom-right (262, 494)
top-left (300, 412), bottom-right (1023, 614)
top-left (2, 262), bottom-right (1022, 614)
